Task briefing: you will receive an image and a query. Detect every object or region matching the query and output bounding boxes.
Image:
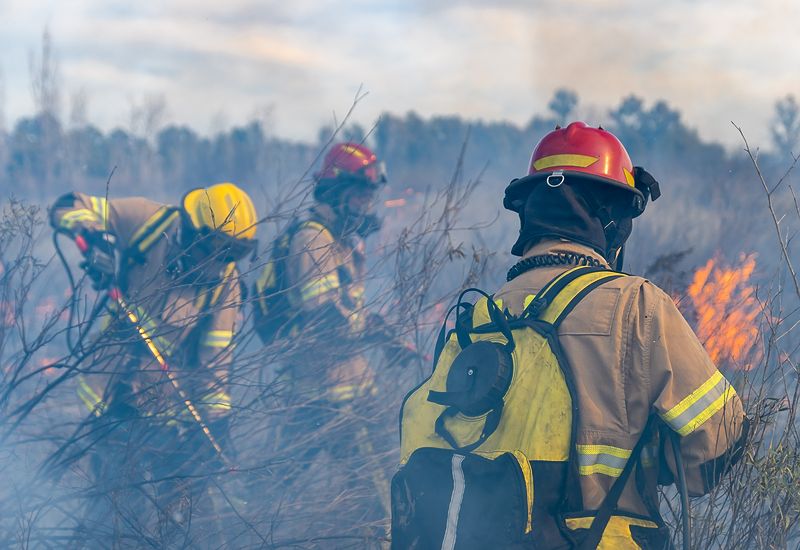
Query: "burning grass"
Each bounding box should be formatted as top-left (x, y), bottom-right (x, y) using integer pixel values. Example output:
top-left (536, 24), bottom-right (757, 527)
top-left (680, 254), bottom-right (762, 369)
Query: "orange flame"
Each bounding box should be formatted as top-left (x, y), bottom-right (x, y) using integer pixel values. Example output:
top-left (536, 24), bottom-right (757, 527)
top-left (384, 198), bottom-right (407, 208)
top-left (684, 254), bottom-right (761, 369)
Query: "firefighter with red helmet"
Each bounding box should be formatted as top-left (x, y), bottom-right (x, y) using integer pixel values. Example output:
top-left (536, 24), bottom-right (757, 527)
top-left (393, 122), bottom-right (748, 549)
top-left (253, 142), bottom-right (398, 514)
top-left (254, 142), bottom-right (387, 395)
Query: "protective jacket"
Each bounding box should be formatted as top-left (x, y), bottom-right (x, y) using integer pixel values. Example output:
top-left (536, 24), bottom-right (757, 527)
top-left (51, 192), bottom-right (240, 420)
top-left (396, 239), bottom-right (747, 549)
top-left (254, 203), bottom-right (372, 402)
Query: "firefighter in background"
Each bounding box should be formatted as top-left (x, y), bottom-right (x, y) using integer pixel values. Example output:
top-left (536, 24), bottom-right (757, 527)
top-left (253, 142), bottom-right (404, 510)
top-left (394, 122), bottom-right (748, 549)
top-left (50, 183), bottom-right (257, 543)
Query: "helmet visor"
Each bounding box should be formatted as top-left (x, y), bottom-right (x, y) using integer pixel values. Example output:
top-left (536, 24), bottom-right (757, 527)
top-left (362, 161), bottom-right (388, 185)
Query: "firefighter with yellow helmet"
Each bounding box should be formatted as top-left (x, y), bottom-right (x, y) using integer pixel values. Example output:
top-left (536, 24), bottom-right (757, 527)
top-left (393, 122), bottom-right (748, 549)
top-left (50, 183), bottom-right (257, 543)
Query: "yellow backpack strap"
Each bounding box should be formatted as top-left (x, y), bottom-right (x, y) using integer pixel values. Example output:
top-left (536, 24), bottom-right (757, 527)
top-left (299, 220), bottom-right (329, 234)
top-left (531, 266), bottom-right (626, 327)
top-left (254, 218), bottom-right (330, 310)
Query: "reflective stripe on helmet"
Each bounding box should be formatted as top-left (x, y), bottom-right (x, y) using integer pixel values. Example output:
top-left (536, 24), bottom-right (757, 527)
top-left (533, 154), bottom-right (599, 171)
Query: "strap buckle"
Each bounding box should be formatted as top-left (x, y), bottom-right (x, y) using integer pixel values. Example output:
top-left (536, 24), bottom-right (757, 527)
top-left (547, 170), bottom-right (565, 188)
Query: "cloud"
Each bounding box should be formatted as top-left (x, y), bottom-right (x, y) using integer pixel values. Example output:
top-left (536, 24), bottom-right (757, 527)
top-left (0, 0), bottom-right (797, 147)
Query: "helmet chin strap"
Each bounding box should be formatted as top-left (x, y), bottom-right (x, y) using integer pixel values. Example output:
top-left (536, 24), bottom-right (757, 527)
top-left (609, 246), bottom-right (625, 271)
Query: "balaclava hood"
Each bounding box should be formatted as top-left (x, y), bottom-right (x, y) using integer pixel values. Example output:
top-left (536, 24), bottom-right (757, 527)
top-left (510, 179), bottom-right (633, 259)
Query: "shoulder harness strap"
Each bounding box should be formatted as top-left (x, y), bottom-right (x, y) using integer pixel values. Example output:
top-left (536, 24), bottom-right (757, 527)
top-left (210, 263), bottom-right (237, 308)
top-left (127, 206), bottom-right (181, 261)
top-left (116, 206), bottom-right (180, 292)
top-left (254, 218), bottom-right (331, 315)
top-left (524, 265), bottom-right (626, 327)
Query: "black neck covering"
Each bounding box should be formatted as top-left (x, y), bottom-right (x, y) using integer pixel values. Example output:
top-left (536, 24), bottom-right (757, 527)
top-left (510, 180), bottom-right (633, 259)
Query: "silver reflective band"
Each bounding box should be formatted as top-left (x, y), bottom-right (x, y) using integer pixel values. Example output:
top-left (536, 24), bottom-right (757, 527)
top-left (441, 454), bottom-right (466, 550)
top-left (576, 444), bottom-right (632, 477)
top-left (661, 371), bottom-right (735, 436)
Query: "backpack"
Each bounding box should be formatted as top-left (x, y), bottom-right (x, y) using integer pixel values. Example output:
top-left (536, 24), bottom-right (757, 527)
top-left (253, 219), bottom-right (329, 344)
top-left (392, 266), bottom-right (655, 549)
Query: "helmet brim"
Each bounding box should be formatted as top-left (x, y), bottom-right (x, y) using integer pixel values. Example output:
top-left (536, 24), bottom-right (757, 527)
top-left (503, 171), bottom-right (644, 213)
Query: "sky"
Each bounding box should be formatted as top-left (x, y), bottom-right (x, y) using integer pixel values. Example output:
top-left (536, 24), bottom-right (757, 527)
top-left (0, 0), bottom-right (798, 148)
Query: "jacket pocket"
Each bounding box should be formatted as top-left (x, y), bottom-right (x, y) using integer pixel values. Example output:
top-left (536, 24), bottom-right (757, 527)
top-left (562, 512), bottom-right (669, 550)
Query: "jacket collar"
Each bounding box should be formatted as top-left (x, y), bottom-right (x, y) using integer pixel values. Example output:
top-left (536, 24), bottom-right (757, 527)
top-left (521, 238), bottom-right (610, 268)
top-left (310, 202), bottom-right (336, 224)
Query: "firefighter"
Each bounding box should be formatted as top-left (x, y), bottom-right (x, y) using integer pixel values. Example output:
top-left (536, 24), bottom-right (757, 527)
top-left (50, 183), bottom-right (257, 544)
top-left (393, 122), bottom-right (748, 549)
top-left (253, 142), bottom-right (402, 514)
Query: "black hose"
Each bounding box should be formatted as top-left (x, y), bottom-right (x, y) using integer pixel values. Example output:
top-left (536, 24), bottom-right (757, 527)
top-left (53, 230), bottom-right (107, 356)
top-left (670, 429), bottom-right (692, 550)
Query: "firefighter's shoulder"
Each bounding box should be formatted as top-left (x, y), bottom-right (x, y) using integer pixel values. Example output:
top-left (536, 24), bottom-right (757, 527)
top-left (289, 220), bottom-right (336, 251)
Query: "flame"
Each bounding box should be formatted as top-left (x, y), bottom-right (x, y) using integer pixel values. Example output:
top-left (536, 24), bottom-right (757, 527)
top-left (684, 254), bottom-right (760, 369)
top-left (384, 198), bottom-right (407, 208)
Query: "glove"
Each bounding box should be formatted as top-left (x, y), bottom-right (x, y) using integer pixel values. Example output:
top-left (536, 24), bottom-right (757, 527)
top-left (78, 231), bottom-right (117, 290)
top-left (366, 313), bottom-right (421, 367)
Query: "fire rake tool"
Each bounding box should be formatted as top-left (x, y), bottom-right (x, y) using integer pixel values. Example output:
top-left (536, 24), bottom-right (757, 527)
top-left (74, 234), bottom-right (231, 466)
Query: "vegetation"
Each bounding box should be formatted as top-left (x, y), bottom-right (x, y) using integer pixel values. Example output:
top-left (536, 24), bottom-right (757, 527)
top-left (0, 30), bottom-right (799, 550)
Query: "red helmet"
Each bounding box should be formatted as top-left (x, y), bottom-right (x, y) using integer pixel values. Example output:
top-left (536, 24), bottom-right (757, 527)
top-left (504, 121), bottom-right (645, 215)
top-left (316, 142), bottom-right (386, 185)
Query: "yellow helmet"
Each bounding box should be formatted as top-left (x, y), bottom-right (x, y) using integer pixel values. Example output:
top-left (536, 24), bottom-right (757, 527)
top-left (182, 182), bottom-right (258, 241)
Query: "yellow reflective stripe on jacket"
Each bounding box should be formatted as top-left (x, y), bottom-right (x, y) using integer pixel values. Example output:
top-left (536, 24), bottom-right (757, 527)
top-left (210, 263), bottom-right (236, 307)
top-left (77, 375), bottom-right (106, 417)
top-left (661, 370), bottom-right (737, 436)
top-left (349, 285), bottom-right (365, 299)
top-left (539, 271), bottom-right (623, 324)
top-left (300, 273), bottom-right (340, 301)
top-left (328, 380), bottom-right (375, 402)
top-left (300, 220), bottom-right (328, 234)
top-left (202, 329), bottom-right (233, 348)
top-left (200, 391), bottom-right (232, 411)
top-left (60, 209), bottom-right (101, 229)
top-left (193, 263), bottom-right (236, 311)
top-left (129, 206), bottom-right (180, 254)
top-left (167, 391), bottom-right (231, 419)
top-left (194, 292), bottom-right (209, 311)
top-left (88, 196), bottom-right (109, 224)
top-left (576, 444), bottom-right (632, 477)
